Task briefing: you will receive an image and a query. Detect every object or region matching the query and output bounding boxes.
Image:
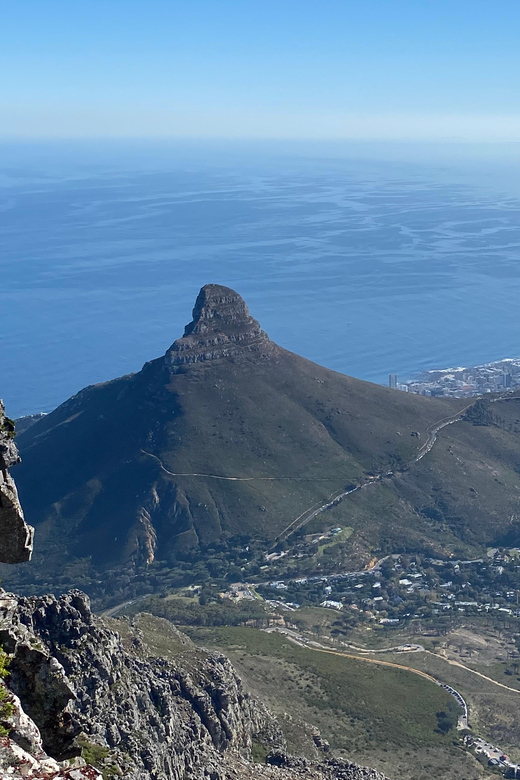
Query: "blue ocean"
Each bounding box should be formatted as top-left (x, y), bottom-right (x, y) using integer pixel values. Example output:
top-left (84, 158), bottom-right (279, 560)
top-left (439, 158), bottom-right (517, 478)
top-left (2, 140), bottom-right (520, 418)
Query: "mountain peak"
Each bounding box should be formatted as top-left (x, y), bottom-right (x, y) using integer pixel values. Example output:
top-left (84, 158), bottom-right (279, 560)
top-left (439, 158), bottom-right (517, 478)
top-left (166, 284), bottom-right (275, 369)
top-left (184, 284), bottom-right (255, 336)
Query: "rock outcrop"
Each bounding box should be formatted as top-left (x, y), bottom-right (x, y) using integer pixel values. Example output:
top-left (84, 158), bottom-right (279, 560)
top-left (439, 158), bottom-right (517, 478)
top-left (0, 590), bottom-right (389, 780)
top-left (0, 401), bottom-right (33, 564)
top-left (166, 284), bottom-right (276, 369)
top-left (0, 698), bottom-right (102, 779)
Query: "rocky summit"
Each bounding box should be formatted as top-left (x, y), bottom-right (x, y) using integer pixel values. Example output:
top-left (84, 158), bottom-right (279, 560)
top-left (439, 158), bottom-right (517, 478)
top-left (166, 284), bottom-right (276, 368)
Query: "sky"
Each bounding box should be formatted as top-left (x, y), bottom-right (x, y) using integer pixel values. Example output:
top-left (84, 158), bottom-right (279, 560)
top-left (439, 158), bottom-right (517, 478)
top-left (2, 0), bottom-right (520, 142)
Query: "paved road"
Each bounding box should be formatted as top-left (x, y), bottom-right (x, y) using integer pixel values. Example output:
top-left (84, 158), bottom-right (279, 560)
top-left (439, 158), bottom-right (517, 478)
top-left (265, 626), bottom-right (520, 764)
top-left (266, 627), bottom-right (520, 707)
top-left (264, 627), bottom-right (424, 654)
top-left (275, 403), bottom-right (475, 545)
top-left (264, 627), bottom-right (468, 716)
top-left (144, 398), bottom-right (479, 550)
top-left (342, 641), bottom-right (425, 654)
top-left (412, 404), bottom-right (474, 465)
top-left (145, 394), bottom-right (505, 550)
top-left (99, 597), bottom-right (146, 618)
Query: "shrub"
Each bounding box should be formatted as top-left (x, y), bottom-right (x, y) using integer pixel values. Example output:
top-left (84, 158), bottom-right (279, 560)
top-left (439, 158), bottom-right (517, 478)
top-left (0, 648), bottom-right (14, 736)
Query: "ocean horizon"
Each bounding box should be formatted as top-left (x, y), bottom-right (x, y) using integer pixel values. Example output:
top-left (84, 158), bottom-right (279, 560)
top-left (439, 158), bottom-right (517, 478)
top-left (3, 139), bottom-right (520, 418)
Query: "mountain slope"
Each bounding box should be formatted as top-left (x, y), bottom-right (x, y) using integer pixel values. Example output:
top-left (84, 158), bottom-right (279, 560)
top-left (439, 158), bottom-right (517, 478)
top-left (10, 285), bottom-right (461, 566)
top-left (6, 284), bottom-right (520, 593)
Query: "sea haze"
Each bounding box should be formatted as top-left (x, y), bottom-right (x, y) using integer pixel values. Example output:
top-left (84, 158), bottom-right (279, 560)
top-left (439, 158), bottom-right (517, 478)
top-left (2, 140), bottom-right (520, 418)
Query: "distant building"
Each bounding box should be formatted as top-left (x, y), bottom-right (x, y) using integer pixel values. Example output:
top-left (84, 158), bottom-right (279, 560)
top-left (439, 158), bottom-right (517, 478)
top-left (389, 374), bottom-right (398, 389)
top-left (502, 371), bottom-right (512, 388)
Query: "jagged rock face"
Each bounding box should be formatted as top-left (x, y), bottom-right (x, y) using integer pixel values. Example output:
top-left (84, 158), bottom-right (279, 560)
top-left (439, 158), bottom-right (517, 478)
top-left (166, 284), bottom-right (276, 369)
top-left (0, 696), bottom-right (102, 779)
top-left (0, 590), bottom-right (283, 779)
top-left (0, 401), bottom-right (33, 564)
top-left (0, 590), bottom-right (389, 780)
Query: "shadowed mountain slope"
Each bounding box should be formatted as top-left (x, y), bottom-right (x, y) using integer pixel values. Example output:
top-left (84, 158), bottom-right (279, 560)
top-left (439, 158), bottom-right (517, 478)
top-left (9, 285), bottom-right (520, 581)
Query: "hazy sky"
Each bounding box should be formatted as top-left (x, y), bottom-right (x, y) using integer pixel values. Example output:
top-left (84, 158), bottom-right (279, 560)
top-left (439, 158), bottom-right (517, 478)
top-left (3, 0), bottom-right (520, 141)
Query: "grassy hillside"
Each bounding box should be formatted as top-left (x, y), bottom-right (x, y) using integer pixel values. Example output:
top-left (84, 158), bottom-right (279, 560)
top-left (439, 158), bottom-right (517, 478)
top-left (384, 650), bottom-right (520, 764)
top-left (5, 285), bottom-right (520, 601)
top-left (10, 331), bottom-right (464, 569)
top-left (183, 625), bottom-right (492, 780)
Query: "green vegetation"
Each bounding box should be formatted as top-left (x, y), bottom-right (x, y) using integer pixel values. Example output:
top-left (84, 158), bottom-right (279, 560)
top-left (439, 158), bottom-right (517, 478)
top-left (6, 290), bottom-right (520, 629)
top-left (251, 738), bottom-right (270, 764)
top-left (256, 548), bottom-right (520, 641)
top-left (316, 526), bottom-right (353, 556)
top-left (123, 594), bottom-right (268, 626)
top-left (436, 709), bottom-right (457, 734)
top-left (0, 649), bottom-right (10, 680)
top-left (7, 306), bottom-right (501, 601)
top-left (0, 647), bottom-right (13, 736)
top-left (77, 737), bottom-right (122, 779)
top-left (0, 687), bottom-right (13, 737)
top-left (181, 626), bottom-right (482, 780)
top-left (0, 415), bottom-right (16, 439)
top-left (185, 626), bottom-right (460, 747)
top-left (382, 650), bottom-right (520, 763)
top-left (77, 737), bottom-right (110, 766)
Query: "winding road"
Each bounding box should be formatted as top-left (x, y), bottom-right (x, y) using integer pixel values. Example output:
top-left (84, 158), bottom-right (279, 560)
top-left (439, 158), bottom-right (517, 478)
top-left (274, 402), bottom-right (474, 545)
top-left (264, 626), bottom-right (469, 728)
top-left (264, 625), bottom-right (520, 737)
top-left (142, 400), bottom-right (475, 551)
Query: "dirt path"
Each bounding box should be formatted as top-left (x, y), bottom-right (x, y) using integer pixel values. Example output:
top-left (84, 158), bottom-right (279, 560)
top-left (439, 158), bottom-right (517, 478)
top-left (145, 399), bottom-right (476, 548)
top-left (141, 449), bottom-right (337, 482)
top-left (293, 634), bottom-right (520, 698)
top-left (424, 651), bottom-right (520, 695)
top-left (269, 629), bottom-right (440, 682)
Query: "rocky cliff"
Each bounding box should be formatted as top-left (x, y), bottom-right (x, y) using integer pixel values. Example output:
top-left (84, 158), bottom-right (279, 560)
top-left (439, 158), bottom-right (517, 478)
top-left (0, 589), bottom-right (389, 780)
top-left (166, 283), bottom-right (276, 369)
top-left (0, 401), bottom-right (33, 564)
